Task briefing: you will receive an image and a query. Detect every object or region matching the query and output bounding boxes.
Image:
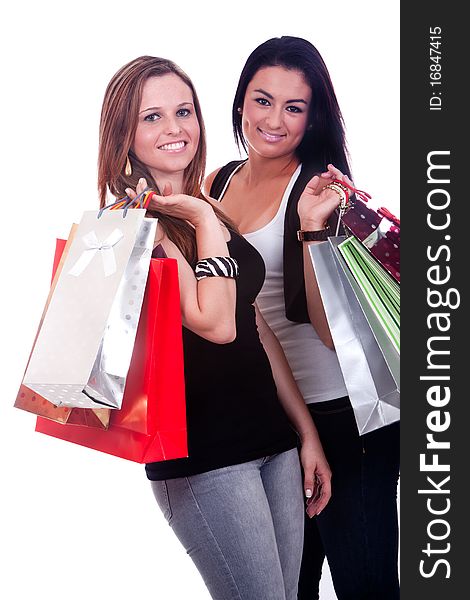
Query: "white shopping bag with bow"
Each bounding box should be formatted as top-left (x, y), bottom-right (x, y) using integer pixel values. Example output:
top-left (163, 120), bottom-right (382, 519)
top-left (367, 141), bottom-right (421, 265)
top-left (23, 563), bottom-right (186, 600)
top-left (23, 209), bottom-right (157, 410)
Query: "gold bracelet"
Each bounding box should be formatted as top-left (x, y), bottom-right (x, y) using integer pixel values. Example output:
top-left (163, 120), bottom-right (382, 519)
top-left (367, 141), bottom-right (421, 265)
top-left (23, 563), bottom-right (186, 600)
top-left (324, 182), bottom-right (351, 210)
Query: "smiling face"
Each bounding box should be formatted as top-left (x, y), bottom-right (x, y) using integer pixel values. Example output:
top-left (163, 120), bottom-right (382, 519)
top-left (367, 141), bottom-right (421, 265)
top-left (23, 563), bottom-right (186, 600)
top-left (241, 66), bottom-right (312, 160)
top-left (133, 73), bottom-right (200, 184)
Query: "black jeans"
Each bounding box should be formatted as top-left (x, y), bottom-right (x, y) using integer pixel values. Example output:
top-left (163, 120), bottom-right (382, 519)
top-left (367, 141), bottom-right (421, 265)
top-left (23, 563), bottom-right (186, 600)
top-left (298, 396), bottom-right (400, 600)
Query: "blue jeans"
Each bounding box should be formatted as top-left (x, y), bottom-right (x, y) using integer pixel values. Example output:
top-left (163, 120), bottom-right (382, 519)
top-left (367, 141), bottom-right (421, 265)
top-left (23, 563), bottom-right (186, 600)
top-left (151, 448), bottom-right (304, 600)
top-left (298, 397), bottom-right (400, 600)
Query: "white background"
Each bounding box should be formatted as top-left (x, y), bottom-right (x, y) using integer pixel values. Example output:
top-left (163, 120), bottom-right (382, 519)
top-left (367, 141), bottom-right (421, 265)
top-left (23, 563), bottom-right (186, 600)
top-left (0, 1), bottom-right (399, 598)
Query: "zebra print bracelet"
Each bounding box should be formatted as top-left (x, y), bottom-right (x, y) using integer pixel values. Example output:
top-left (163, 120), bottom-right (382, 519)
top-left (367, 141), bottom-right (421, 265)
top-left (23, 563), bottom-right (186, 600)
top-left (194, 256), bottom-right (239, 281)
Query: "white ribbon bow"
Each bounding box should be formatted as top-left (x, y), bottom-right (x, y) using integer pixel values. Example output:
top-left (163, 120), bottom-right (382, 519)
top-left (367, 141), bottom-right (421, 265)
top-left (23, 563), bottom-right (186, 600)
top-left (69, 229), bottom-right (124, 277)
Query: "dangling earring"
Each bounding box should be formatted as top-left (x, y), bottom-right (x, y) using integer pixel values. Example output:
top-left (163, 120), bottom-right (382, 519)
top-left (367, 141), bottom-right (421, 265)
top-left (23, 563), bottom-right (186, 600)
top-left (124, 155), bottom-right (132, 176)
top-left (237, 107), bottom-right (242, 114)
top-left (307, 124), bottom-right (313, 131)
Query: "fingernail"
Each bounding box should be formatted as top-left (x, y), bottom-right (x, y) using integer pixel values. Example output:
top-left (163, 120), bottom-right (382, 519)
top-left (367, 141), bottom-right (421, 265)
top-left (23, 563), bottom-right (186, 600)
top-left (139, 177), bottom-right (145, 184)
top-left (125, 188), bottom-right (132, 195)
top-left (305, 489), bottom-right (312, 498)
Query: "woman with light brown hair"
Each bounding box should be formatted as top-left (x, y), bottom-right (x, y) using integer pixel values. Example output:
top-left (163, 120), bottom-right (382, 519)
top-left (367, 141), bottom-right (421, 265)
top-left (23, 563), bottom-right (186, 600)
top-left (97, 55), bottom-right (331, 600)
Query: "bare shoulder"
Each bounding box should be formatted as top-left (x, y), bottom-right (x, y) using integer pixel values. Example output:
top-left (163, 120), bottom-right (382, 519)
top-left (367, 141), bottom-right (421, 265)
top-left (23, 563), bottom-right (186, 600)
top-left (152, 223), bottom-right (195, 273)
top-left (152, 223), bottom-right (181, 259)
top-left (153, 221), bottom-right (167, 247)
top-left (152, 222), bottom-right (183, 260)
top-left (203, 167), bottom-right (222, 197)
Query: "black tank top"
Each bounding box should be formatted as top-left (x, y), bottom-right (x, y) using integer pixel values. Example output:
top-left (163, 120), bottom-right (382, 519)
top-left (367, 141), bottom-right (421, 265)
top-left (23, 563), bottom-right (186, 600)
top-left (145, 231), bottom-right (298, 480)
top-left (210, 160), bottom-right (345, 324)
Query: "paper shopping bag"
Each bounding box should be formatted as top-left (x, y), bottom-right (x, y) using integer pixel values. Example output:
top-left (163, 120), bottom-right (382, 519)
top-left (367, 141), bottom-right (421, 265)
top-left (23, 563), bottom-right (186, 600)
top-left (23, 209), bottom-right (157, 410)
top-left (342, 198), bottom-right (400, 282)
top-left (336, 235), bottom-right (400, 356)
top-left (309, 239), bottom-right (400, 435)
top-left (15, 384), bottom-right (111, 428)
top-left (35, 257), bottom-right (188, 463)
top-left (15, 237), bottom-right (110, 428)
top-left (329, 237), bottom-right (399, 384)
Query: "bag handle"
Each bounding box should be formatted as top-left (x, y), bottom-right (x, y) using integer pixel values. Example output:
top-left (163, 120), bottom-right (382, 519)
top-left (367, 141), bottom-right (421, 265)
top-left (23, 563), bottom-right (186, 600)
top-left (330, 178), bottom-right (371, 205)
top-left (328, 179), bottom-right (371, 235)
top-left (98, 189), bottom-right (155, 218)
top-left (377, 207), bottom-right (400, 227)
top-left (330, 179), bottom-right (400, 235)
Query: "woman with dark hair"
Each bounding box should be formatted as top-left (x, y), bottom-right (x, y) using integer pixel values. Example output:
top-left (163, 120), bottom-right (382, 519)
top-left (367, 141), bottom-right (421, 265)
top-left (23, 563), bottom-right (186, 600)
top-left (206, 36), bottom-right (400, 600)
top-left (98, 55), bottom-right (331, 600)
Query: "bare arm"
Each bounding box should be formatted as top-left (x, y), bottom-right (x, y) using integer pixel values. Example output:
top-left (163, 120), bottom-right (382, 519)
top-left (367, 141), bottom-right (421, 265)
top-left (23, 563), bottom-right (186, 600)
top-left (202, 167), bottom-right (221, 198)
top-left (129, 179), bottom-right (236, 344)
top-left (297, 164), bottom-right (355, 350)
top-left (255, 304), bottom-right (331, 515)
top-left (157, 212), bottom-right (237, 344)
top-left (302, 241), bottom-right (335, 349)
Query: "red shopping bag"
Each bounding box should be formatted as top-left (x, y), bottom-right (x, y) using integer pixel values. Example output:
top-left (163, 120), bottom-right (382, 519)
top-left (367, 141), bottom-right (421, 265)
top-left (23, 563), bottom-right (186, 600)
top-left (35, 241), bottom-right (188, 463)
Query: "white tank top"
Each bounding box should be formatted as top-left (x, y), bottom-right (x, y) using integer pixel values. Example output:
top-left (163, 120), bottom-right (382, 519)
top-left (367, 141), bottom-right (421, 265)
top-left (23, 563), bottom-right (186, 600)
top-left (220, 163), bottom-right (348, 404)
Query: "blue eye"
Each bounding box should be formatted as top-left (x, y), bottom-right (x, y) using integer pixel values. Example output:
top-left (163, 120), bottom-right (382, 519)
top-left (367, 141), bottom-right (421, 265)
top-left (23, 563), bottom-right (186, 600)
top-left (176, 108), bottom-right (191, 117)
top-left (144, 113), bottom-right (160, 122)
top-left (255, 97), bottom-right (270, 106)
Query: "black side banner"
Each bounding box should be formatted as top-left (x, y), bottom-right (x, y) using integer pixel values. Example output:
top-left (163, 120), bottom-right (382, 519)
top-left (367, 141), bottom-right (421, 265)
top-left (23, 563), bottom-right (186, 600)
top-left (401, 2), bottom-right (467, 598)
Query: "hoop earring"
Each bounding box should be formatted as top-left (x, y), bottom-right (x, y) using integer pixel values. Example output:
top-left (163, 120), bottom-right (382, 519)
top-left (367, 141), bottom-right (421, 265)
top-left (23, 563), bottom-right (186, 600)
top-left (125, 155), bottom-right (132, 176)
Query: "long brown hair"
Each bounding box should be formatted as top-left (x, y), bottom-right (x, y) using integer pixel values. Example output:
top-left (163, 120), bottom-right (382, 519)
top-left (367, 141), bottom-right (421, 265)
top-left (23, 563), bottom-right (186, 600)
top-left (98, 55), bottom-right (233, 264)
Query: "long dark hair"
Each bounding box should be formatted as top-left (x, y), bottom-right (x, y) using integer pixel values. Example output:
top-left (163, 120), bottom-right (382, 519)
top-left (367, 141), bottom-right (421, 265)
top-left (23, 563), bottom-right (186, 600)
top-left (232, 36), bottom-right (351, 176)
top-left (98, 55), bottom-right (233, 264)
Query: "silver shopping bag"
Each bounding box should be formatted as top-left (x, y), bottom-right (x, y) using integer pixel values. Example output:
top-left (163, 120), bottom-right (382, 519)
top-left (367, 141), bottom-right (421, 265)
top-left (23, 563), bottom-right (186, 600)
top-left (23, 209), bottom-right (157, 410)
top-left (309, 238), bottom-right (400, 435)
